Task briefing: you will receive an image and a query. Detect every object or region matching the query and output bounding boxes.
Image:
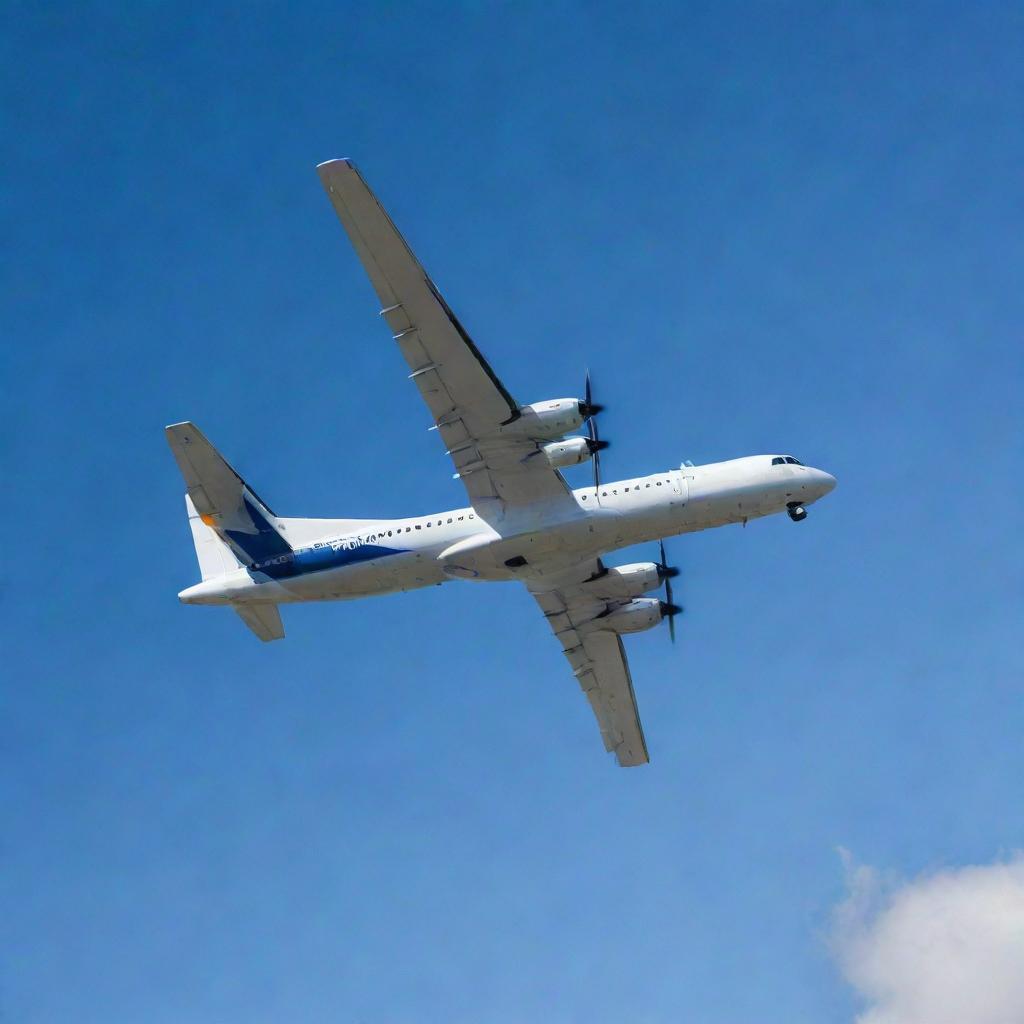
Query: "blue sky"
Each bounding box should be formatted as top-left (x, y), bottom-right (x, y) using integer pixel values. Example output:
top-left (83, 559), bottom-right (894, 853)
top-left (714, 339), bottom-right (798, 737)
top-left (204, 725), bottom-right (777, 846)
top-left (3, 3), bottom-right (1022, 1021)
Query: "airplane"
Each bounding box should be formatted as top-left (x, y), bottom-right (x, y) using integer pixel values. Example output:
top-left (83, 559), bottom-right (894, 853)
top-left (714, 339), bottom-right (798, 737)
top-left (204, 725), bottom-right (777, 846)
top-left (167, 158), bottom-right (836, 767)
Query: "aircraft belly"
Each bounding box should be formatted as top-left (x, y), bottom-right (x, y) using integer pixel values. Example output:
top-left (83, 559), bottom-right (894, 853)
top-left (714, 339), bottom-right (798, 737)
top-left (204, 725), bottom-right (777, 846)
top-left (392, 549), bottom-right (447, 592)
top-left (439, 515), bottom-right (621, 579)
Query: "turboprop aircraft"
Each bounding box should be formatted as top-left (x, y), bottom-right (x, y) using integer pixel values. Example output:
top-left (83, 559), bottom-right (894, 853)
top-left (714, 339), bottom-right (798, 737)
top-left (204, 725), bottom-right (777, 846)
top-left (167, 159), bottom-right (836, 766)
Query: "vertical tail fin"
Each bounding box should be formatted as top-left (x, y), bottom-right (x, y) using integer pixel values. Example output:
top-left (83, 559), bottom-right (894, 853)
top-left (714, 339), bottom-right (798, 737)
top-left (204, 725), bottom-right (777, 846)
top-left (169, 423), bottom-right (288, 643)
top-left (186, 494), bottom-right (242, 580)
top-left (166, 422), bottom-right (292, 569)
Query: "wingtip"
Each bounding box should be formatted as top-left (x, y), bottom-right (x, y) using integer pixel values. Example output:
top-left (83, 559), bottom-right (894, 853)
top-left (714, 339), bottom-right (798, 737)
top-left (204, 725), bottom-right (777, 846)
top-left (165, 421), bottom-right (203, 449)
top-left (316, 157), bottom-right (355, 172)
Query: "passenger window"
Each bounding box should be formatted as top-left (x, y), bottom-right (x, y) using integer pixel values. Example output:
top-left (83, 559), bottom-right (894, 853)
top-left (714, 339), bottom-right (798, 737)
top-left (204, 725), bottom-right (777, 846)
top-left (656, 481), bottom-right (662, 486)
top-left (426, 522), bottom-right (431, 527)
top-left (458, 516), bottom-right (464, 521)
top-left (415, 524), bottom-right (421, 530)
top-left (447, 518), bottom-right (452, 524)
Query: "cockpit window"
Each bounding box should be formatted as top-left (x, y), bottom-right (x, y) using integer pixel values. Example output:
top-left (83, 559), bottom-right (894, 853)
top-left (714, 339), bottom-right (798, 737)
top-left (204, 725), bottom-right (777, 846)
top-left (785, 456), bottom-right (802, 465)
top-left (771, 457), bottom-right (786, 466)
top-left (772, 455), bottom-right (803, 466)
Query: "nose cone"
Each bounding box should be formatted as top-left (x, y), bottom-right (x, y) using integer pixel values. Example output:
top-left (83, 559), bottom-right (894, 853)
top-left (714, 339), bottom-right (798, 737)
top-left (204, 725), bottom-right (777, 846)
top-left (814, 469), bottom-right (837, 499)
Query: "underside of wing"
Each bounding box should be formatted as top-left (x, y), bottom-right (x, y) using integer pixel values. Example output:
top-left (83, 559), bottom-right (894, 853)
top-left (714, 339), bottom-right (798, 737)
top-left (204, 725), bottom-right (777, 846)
top-left (528, 560), bottom-right (649, 767)
top-left (317, 159), bottom-right (574, 514)
top-left (577, 633), bottom-right (648, 767)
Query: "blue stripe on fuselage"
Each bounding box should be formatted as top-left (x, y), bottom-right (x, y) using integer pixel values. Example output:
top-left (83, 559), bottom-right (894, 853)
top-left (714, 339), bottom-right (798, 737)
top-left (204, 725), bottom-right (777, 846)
top-left (224, 494), bottom-right (292, 564)
top-left (222, 494), bottom-right (410, 582)
top-left (251, 542), bottom-right (409, 581)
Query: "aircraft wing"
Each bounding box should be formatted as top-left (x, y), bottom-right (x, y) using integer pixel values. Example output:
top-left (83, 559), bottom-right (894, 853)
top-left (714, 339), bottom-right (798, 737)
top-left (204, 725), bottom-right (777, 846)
top-left (527, 560), bottom-right (649, 767)
top-left (317, 159), bottom-right (573, 512)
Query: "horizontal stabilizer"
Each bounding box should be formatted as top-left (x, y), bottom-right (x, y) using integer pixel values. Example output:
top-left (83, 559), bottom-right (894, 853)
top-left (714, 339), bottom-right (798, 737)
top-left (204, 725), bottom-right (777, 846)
top-left (234, 603), bottom-right (285, 642)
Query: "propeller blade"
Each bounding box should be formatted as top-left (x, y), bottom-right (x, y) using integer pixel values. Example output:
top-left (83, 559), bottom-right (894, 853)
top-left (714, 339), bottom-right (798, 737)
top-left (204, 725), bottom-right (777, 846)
top-left (659, 541), bottom-right (681, 643)
top-left (580, 369), bottom-right (605, 420)
top-left (659, 598), bottom-right (681, 641)
top-left (584, 415), bottom-right (609, 457)
top-left (657, 539), bottom-right (679, 579)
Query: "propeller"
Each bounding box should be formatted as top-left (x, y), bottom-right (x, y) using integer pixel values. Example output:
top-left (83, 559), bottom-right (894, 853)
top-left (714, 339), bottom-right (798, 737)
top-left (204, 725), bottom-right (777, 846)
top-left (579, 369), bottom-right (604, 421)
top-left (657, 539), bottom-right (682, 643)
top-left (586, 415), bottom-right (609, 490)
top-left (581, 370), bottom-right (608, 490)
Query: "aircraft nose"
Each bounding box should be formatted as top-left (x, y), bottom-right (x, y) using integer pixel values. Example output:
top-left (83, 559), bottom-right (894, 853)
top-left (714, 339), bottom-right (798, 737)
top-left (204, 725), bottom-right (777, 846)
top-left (817, 470), bottom-right (837, 496)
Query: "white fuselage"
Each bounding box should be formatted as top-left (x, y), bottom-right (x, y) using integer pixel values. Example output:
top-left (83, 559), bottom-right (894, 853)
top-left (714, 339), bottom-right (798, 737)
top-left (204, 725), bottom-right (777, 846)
top-left (179, 456), bottom-right (836, 606)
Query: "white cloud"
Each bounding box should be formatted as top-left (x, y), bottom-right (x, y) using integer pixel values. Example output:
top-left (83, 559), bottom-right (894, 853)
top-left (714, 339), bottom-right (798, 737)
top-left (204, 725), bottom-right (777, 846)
top-left (831, 850), bottom-right (1024, 1024)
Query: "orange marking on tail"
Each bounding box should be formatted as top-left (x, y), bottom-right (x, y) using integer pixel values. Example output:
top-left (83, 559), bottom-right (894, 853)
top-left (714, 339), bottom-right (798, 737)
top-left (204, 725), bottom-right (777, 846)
top-left (200, 513), bottom-right (217, 527)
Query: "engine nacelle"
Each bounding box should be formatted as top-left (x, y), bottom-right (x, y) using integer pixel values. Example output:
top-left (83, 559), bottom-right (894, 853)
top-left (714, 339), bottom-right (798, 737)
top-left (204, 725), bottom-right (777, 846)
top-left (501, 398), bottom-right (585, 440)
top-left (593, 597), bottom-right (666, 635)
top-left (582, 563), bottom-right (663, 602)
top-left (538, 436), bottom-right (594, 468)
